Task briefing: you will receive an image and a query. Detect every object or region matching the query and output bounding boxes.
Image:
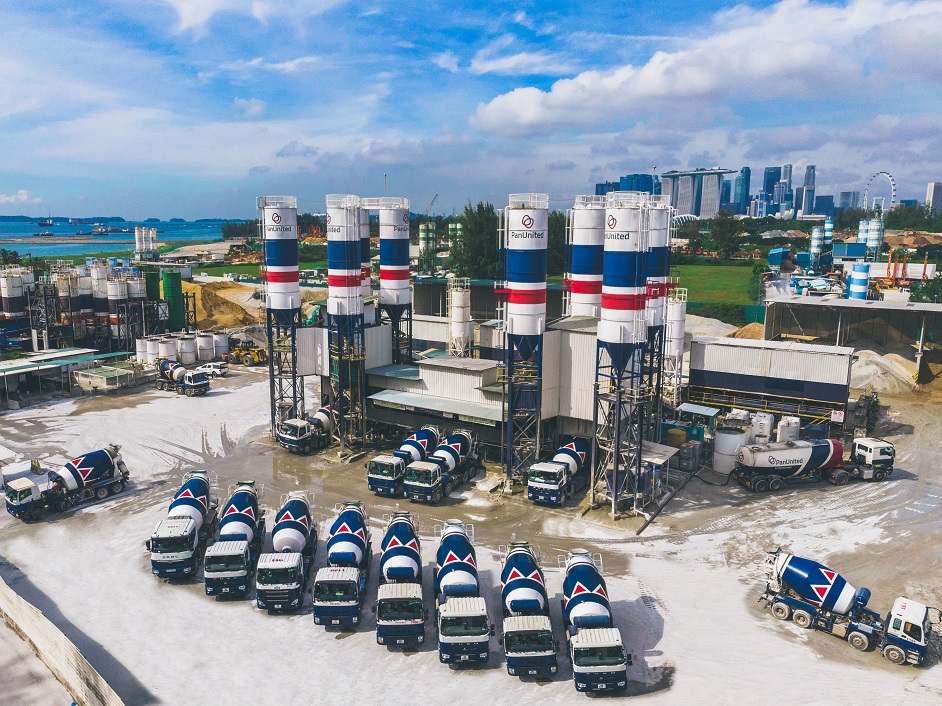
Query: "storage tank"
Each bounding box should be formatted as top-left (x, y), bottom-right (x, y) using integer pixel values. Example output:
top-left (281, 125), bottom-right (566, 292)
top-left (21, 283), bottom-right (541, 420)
top-left (135, 338), bottom-right (148, 364)
top-left (824, 217), bottom-right (834, 250)
top-left (379, 512), bottom-right (421, 582)
top-left (107, 278), bottom-right (128, 335)
top-left (713, 427), bottom-right (748, 475)
top-left (78, 275), bottom-right (94, 323)
top-left (359, 203), bottom-right (371, 300)
top-left (259, 195), bottom-right (301, 314)
top-left (568, 195), bottom-right (605, 317)
top-left (776, 416), bottom-right (801, 442)
top-left (435, 519), bottom-right (478, 597)
top-left (857, 219), bottom-right (869, 244)
top-left (127, 277), bottom-right (146, 303)
top-left (326, 501), bottom-right (369, 567)
top-left (810, 227), bottom-right (823, 259)
top-left (504, 193), bottom-right (548, 341)
top-left (177, 336), bottom-right (197, 365)
top-left (867, 219), bottom-right (884, 252)
top-left (91, 265), bottom-right (110, 325)
top-left (48, 445), bottom-right (122, 493)
top-left (167, 470), bottom-right (212, 529)
top-left (394, 425), bottom-right (440, 463)
top-left (196, 333), bottom-right (215, 361)
top-left (500, 542), bottom-right (547, 615)
top-left (158, 338), bottom-right (177, 360)
top-left (272, 491), bottom-right (314, 553)
top-left (665, 297), bottom-right (686, 360)
top-left (326, 195), bottom-right (364, 321)
top-left (162, 270), bottom-right (185, 331)
top-left (145, 337), bottom-right (160, 363)
top-left (848, 263), bottom-right (870, 300)
top-left (218, 481), bottom-right (261, 542)
top-left (376, 198), bottom-right (411, 317)
top-left (736, 439), bottom-right (844, 477)
top-left (562, 549), bottom-right (612, 629)
top-left (449, 281), bottom-right (472, 356)
top-left (213, 331), bottom-right (230, 358)
top-left (646, 200), bottom-right (671, 330)
top-left (144, 270), bottom-right (161, 301)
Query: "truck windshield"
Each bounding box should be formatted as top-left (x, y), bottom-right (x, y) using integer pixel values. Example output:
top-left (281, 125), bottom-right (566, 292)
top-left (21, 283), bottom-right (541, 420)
top-left (4, 487), bottom-right (30, 503)
top-left (369, 461), bottom-right (398, 478)
top-left (151, 535), bottom-right (192, 553)
top-left (878, 446), bottom-right (895, 457)
top-left (505, 630), bottom-right (553, 653)
top-left (528, 468), bottom-right (561, 484)
top-left (378, 598), bottom-right (423, 621)
top-left (573, 645), bottom-right (625, 667)
top-left (404, 467), bottom-right (433, 484)
top-left (204, 555), bottom-right (246, 573)
top-left (314, 581), bottom-right (357, 603)
top-left (279, 424), bottom-right (303, 439)
top-left (258, 566), bottom-right (299, 585)
top-left (191, 372), bottom-right (209, 383)
top-left (440, 615), bottom-right (489, 636)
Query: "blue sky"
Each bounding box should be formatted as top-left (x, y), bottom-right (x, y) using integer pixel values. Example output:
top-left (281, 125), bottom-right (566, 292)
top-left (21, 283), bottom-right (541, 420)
top-left (1, 0), bottom-right (941, 218)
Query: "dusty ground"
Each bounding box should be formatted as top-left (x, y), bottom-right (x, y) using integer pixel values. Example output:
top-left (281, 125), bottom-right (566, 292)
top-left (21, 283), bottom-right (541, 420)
top-left (1, 372), bottom-right (942, 705)
top-left (0, 619), bottom-right (74, 704)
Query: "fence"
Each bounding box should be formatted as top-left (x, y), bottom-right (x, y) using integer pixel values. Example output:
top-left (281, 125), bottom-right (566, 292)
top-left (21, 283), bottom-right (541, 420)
top-left (686, 302), bottom-right (766, 326)
top-left (0, 574), bottom-right (124, 706)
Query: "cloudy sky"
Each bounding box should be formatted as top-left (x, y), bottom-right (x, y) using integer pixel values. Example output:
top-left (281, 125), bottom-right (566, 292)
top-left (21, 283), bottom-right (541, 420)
top-left (1, 0), bottom-right (940, 219)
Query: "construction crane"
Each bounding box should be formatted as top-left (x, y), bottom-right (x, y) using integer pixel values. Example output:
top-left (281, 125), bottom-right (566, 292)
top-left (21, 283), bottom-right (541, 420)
top-left (425, 194), bottom-right (439, 216)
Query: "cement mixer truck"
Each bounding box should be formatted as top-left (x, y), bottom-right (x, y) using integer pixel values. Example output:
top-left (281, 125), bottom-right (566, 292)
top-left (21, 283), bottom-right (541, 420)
top-left (154, 358), bottom-right (210, 396)
top-left (5, 445), bottom-right (130, 521)
top-left (367, 425), bottom-right (441, 497)
top-left (256, 491), bottom-right (317, 612)
top-left (527, 439), bottom-right (590, 506)
top-left (313, 501), bottom-right (371, 628)
top-left (374, 512), bottom-right (428, 647)
top-left (146, 470), bottom-right (219, 578)
top-left (403, 430), bottom-right (478, 504)
top-left (435, 520), bottom-right (493, 664)
top-left (761, 549), bottom-right (937, 666)
top-left (276, 406), bottom-right (331, 454)
top-left (732, 438), bottom-right (896, 492)
top-left (499, 541), bottom-right (559, 679)
top-left (204, 481), bottom-right (266, 598)
top-left (560, 550), bottom-right (629, 692)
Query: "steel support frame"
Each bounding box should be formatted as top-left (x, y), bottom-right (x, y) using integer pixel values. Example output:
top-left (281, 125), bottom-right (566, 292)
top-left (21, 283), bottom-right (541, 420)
top-left (267, 307), bottom-right (304, 437)
top-left (502, 335), bottom-right (543, 484)
top-left (380, 304), bottom-right (412, 365)
top-left (644, 324), bottom-right (664, 442)
top-left (327, 313), bottom-right (366, 454)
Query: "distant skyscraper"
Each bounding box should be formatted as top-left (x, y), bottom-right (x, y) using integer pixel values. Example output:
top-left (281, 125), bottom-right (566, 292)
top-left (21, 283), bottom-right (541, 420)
top-left (801, 165), bottom-right (816, 216)
top-left (763, 167), bottom-right (782, 199)
top-left (794, 186), bottom-right (804, 212)
top-left (814, 195), bottom-right (835, 217)
top-left (660, 167), bottom-right (736, 217)
top-left (734, 167), bottom-right (751, 215)
top-left (927, 182), bottom-right (942, 214)
top-left (838, 191), bottom-right (860, 210)
top-left (720, 179), bottom-right (731, 210)
top-left (773, 180), bottom-right (787, 205)
top-left (782, 164), bottom-right (793, 192)
top-left (618, 173), bottom-right (657, 193)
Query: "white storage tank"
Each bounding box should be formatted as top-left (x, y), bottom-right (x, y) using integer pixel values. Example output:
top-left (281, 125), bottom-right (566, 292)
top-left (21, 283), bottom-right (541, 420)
top-left (713, 427), bottom-right (748, 475)
top-left (665, 298), bottom-right (686, 360)
top-left (177, 336), bottom-right (197, 365)
top-left (135, 338), bottom-right (148, 364)
top-left (776, 416), bottom-right (801, 442)
top-left (196, 333), bottom-right (215, 361)
top-left (158, 338), bottom-right (177, 360)
top-left (146, 337), bottom-right (160, 363)
top-left (751, 412), bottom-right (775, 443)
top-left (213, 331), bottom-right (230, 359)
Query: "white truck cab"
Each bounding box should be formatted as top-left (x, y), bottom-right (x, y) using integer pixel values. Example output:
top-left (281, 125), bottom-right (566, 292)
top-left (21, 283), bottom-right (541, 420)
top-left (204, 540), bottom-right (250, 595)
top-left (438, 596), bottom-right (492, 662)
top-left (570, 627), bottom-right (629, 691)
top-left (502, 614), bottom-right (558, 676)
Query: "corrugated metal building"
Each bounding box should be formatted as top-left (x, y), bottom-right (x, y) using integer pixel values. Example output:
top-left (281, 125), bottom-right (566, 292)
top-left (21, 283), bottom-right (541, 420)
top-left (688, 337), bottom-right (854, 421)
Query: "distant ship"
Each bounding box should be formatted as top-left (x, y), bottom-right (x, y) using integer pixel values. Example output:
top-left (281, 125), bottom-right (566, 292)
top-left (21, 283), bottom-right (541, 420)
top-left (34, 231), bottom-right (55, 237)
top-left (38, 216), bottom-right (53, 226)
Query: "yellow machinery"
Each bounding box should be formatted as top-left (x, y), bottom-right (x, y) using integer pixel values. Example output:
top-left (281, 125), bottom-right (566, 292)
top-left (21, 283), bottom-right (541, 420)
top-left (227, 338), bottom-right (267, 366)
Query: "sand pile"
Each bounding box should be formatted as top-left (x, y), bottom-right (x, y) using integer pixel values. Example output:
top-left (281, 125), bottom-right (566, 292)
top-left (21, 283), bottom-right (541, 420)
top-left (727, 322), bottom-right (764, 339)
top-left (850, 350), bottom-right (917, 393)
top-left (181, 281), bottom-right (260, 329)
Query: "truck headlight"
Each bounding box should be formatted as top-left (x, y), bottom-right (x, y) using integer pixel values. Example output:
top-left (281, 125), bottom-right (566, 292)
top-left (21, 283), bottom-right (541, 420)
top-left (353, 616), bottom-right (359, 624)
top-left (551, 666), bottom-right (557, 673)
top-left (418, 635), bottom-right (424, 643)
top-left (479, 652), bottom-right (488, 659)
top-left (508, 668), bottom-right (516, 676)
top-left (617, 682), bottom-right (626, 687)
top-left (183, 567), bottom-right (192, 574)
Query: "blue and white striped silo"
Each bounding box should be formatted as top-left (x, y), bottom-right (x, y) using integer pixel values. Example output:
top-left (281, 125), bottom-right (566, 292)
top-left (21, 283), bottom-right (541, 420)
top-left (824, 217), bottom-right (834, 250)
top-left (568, 196), bottom-right (605, 317)
top-left (848, 263), bottom-right (870, 300)
top-left (378, 198), bottom-right (411, 317)
top-left (646, 200), bottom-right (672, 330)
top-left (260, 196), bottom-right (301, 317)
top-left (326, 195), bottom-right (364, 327)
top-left (857, 219), bottom-right (869, 244)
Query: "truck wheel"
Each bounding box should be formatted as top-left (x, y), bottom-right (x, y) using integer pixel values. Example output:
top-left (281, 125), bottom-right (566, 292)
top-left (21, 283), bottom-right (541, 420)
top-left (29, 508), bottom-right (43, 522)
top-left (243, 354), bottom-right (254, 366)
top-left (769, 477), bottom-right (784, 491)
top-left (95, 487), bottom-right (109, 500)
top-left (227, 353), bottom-right (237, 364)
top-left (771, 602), bottom-right (791, 621)
top-left (753, 478), bottom-right (770, 493)
top-left (185, 389), bottom-right (194, 397)
top-left (874, 470), bottom-right (886, 482)
top-left (110, 481), bottom-right (125, 495)
top-left (882, 645), bottom-right (906, 665)
top-left (848, 632), bottom-right (869, 651)
top-left (832, 471), bottom-right (849, 486)
top-left (792, 610), bottom-right (812, 629)
top-left (300, 443), bottom-right (310, 455)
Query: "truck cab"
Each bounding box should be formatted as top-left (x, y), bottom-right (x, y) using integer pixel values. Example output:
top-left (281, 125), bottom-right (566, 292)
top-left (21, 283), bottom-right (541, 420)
top-left (4, 477), bottom-right (43, 519)
top-left (570, 628), bottom-right (629, 692)
top-left (375, 582), bottom-right (427, 647)
top-left (312, 566), bottom-right (366, 628)
top-left (181, 371), bottom-right (210, 394)
top-left (438, 596), bottom-right (493, 664)
top-left (366, 455), bottom-right (406, 497)
top-left (403, 461), bottom-right (444, 503)
top-left (256, 552), bottom-right (310, 612)
top-left (204, 540), bottom-right (253, 596)
top-left (882, 598), bottom-right (933, 665)
top-left (527, 461), bottom-right (567, 505)
top-left (276, 419), bottom-right (327, 455)
top-left (148, 515), bottom-right (213, 578)
top-left (501, 614), bottom-right (559, 678)
top-left (851, 438), bottom-right (895, 480)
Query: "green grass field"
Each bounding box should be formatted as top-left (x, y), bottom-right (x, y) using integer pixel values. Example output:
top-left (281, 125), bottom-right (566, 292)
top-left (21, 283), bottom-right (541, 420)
top-left (674, 264), bottom-right (754, 305)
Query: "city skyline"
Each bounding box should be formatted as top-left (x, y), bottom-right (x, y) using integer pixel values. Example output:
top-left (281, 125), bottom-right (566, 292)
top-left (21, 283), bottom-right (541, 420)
top-left (1, 1), bottom-right (941, 219)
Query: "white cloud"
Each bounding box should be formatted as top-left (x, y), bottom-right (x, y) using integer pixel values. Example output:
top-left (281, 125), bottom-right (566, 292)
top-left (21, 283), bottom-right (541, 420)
top-left (160, 0), bottom-right (347, 32)
top-left (0, 189), bottom-right (40, 204)
top-left (218, 55), bottom-right (324, 74)
top-left (472, 0), bottom-right (942, 135)
top-left (233, 97), bottom-right (266, 116)
top-left (469, 36), bottom-right (574, 76)
top-left (433, 51), bottom-right (459, 73)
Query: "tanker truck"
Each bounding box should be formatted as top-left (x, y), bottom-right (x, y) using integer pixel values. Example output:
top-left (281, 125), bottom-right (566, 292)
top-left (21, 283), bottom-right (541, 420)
top-left (154, 358), bottom-right (210, 396)
top-left (204, 481), bottom-right (266, 598)
top-left (403, 430), bottom-right (478, 504)
top-left (366, 425), bottom-right (440, 497)
top-left (276, 406), bottom-right (331, 454)
top-left (435, 520), bottom-right (493, 664)
top-left (313, 501), bottom-right (371, 628)
top-left (146, 470), bottom-right (219, 578)
top-left (761, 549), bottom-right (936, 666)
top-left (732, 438), bottom-right (895, 493)
top-left (374, 512), bottom-right (427, 647)
top-left (527, 439), bottom-right (590, 506)
top-left (560, 549), bottom-right (629, 693)
top-left (5, 445), bottom-right (130, 521)
top-left (499, 541), bottom-right (559, 679)
top-left (256, 491), bottom-right (317, 612)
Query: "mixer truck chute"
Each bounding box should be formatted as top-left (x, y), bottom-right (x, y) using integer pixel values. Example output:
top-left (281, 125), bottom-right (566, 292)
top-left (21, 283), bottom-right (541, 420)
top-left (527, 439), bottom-right (590, 506)
top-left (204, 481), bottom-right (266, 598)
top-left (761, 549), bottom-right (936, 666)
top-left (313, 501), bottom-right (371, 629)
top-left (367, 425), bottom-right (440, 497)
top-left (403, 430), bottom-right (478, 504)
top-left (5, 445), bottom-right (130, 521)
top-left (256, 491), bottom-right (317, 612)
top-left (154, 358), bottom-right (210, 396)
top-left (147, 470), bottom-right (219, 578)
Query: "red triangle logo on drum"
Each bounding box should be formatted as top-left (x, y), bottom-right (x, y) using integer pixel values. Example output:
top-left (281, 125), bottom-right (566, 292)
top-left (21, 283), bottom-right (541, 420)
top-left (506, 568), bottom-right (525, 581)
